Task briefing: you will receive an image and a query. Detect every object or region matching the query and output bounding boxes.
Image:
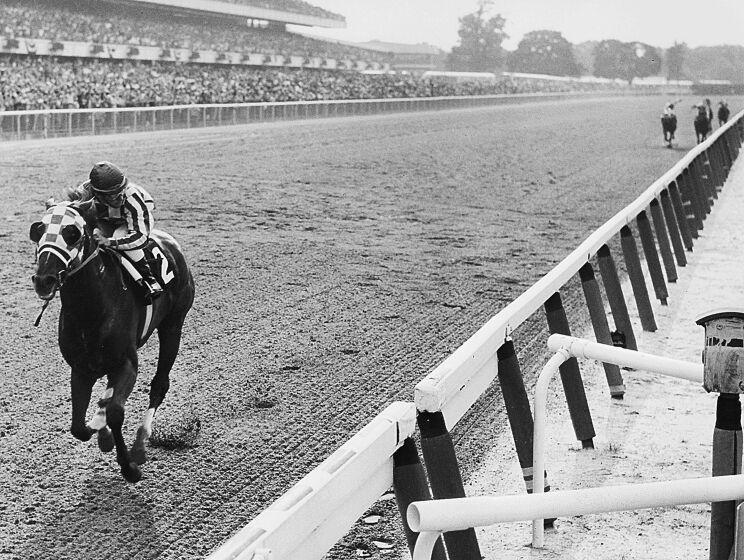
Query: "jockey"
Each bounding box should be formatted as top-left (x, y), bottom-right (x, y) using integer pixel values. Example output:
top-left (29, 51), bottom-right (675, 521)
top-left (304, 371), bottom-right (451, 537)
top-left (85, 161), bottom-right (163, 300)
top-left (663, 102), bottom-right (675, 117)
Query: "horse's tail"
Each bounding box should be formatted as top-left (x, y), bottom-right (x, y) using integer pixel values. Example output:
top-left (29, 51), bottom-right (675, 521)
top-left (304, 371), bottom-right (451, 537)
top-left (63, 182), bottom-right (94, 202)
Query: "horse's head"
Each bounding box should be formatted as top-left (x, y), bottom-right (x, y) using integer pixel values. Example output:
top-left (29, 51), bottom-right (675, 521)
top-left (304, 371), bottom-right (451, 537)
top-left (29, 200), bottom-right (98, 300)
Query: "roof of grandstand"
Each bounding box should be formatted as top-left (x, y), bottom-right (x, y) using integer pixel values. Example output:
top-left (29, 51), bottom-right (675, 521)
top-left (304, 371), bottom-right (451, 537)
top-left (355, 41), bottom-right (443, 55)
top-left (122, 0), bottom-right (346, 28)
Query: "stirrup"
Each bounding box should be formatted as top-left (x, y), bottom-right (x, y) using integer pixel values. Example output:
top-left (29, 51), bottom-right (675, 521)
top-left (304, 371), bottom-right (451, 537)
top-left (141, 278), bottom-right (163, 302)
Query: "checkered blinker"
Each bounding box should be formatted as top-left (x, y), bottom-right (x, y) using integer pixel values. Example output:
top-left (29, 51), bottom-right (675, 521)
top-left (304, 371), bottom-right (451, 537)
top-left (30, 203), bottom-right (86, 267)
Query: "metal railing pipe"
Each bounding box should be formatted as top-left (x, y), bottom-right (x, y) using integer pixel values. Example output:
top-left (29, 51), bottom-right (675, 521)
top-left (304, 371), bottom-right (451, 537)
top-left (408, 475), bottom-right (744, 533)
top-left (547, 334), bottom-right (702, 382)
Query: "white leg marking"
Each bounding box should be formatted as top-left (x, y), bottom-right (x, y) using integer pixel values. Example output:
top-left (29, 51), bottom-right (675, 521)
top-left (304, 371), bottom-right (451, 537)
top-left (86, 388), bottom-right (114, 430)
top-left (142, 408), bottom-right (156, 439)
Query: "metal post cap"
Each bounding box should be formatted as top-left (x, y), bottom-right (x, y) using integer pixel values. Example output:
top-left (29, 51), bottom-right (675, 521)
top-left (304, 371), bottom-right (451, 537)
top-left (696, 308), bottom-right (744, 326)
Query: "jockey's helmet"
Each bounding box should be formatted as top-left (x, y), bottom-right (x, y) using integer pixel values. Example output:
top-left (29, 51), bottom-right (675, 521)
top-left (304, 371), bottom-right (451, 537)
top-left (89, 161), bottom-right (128, 194)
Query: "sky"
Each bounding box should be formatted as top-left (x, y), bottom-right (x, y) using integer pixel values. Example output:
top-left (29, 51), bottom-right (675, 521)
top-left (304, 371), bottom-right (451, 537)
top-left (292, 0), bottom-right (744, 51)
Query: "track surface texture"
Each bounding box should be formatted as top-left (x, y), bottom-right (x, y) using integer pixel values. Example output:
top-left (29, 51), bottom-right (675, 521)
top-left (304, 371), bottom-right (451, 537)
top-left (2, 95), bottom-right (738, 559)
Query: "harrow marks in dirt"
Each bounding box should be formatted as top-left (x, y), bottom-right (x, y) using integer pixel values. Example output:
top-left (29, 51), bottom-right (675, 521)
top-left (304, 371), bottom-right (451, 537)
top-left (1, 95), bottom-right (736, 560)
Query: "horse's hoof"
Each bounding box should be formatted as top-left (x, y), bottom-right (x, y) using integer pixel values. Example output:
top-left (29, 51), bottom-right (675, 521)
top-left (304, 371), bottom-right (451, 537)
top-left (97, 428), bottom-right (114, 453)
top-left (122, 463), bottom-right (142, 483)
top-left (130, 440), bottom-right (147, 465)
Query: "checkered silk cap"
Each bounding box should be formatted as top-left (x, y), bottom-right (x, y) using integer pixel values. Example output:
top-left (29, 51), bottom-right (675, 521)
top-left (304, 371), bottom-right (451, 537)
top-left (37, 203), bottom-right (86, 266)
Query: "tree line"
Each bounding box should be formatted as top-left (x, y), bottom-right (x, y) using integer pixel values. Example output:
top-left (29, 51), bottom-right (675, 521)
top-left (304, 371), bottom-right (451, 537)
top-left (448, 1), bottom-right (744, 83)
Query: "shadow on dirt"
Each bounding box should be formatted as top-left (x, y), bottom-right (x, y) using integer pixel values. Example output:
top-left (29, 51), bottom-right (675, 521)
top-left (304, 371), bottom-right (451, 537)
top-left (17, 472), bottom-right (162, 560)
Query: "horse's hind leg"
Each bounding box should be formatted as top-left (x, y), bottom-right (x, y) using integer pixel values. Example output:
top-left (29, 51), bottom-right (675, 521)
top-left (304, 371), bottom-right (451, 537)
top-left (106, 359), bottom-right (141, 483)
top-left (131, 320), bottom-right (185, 465)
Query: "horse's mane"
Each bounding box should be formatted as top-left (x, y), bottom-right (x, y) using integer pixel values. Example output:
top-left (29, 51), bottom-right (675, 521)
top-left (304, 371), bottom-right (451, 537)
top-left (63, 182), bottom-right (94, 203)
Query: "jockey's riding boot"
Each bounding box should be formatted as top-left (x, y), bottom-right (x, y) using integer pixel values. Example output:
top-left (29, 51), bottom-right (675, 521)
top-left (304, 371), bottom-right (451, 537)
top-left (133, 259), bottom-right (163, 301)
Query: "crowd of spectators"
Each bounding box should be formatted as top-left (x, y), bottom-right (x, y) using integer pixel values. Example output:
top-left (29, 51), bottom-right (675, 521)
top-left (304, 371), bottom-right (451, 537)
top-left (0, 0), bottom-right (386, 63)
top-left (0, 55), bottom-right (628, 111)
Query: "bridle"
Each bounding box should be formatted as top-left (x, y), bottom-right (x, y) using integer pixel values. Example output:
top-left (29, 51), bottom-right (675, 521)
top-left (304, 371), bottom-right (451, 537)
top-left (34, 224), bottom-right (102, 326)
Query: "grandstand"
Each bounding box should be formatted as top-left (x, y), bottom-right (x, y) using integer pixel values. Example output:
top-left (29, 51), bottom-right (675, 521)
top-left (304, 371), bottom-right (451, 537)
top-left (0, 0), bottom-right (639, 113)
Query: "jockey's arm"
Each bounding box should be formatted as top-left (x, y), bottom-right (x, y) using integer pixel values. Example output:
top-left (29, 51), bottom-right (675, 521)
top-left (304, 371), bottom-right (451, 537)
top-left (109, 192), bottom-right (154, 251)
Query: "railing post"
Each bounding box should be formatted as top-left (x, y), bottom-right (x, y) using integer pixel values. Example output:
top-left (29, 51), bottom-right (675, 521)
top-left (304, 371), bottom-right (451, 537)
top-left (683, 167), bottom-right (706, 233)
top-left (636, 210), bottom-right (669, 305)
top-left (649, 198), bottom-right (677, 283)
top-left (669, 181), bottom-right (694, 251)
top-left (691, 158), bottom-right (713, 215)
top-left (690, 158), bottom-right (712, 215)
top-left (620, 225), bottom-right (657, 330)
top-left (660, 189), bottom-right (687, 267)
top-left (578, 263), bottom-right (625, 397)
top-left (544, 292), bottom-right (595, 448)
top-left (418, 411), bottom-right (481, 560)
top-left (393, 438), bottom-right (446, 560)
top-left (597, 244), bottom-right (638, 351)
top-left (496, 339), bottom-right (555, 509)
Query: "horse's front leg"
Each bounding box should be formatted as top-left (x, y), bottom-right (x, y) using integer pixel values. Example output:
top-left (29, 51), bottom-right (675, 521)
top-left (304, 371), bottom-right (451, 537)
top-left (106, 359), bottom-right (141, 483)
top-left (86, 387), bottom-right (114, 453)
top-left (70, 368), bottom-right (96, 442)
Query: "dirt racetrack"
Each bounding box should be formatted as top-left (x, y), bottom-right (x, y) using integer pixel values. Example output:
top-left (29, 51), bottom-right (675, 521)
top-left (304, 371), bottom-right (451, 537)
top-left (1, 95), bottom-right (740, 560)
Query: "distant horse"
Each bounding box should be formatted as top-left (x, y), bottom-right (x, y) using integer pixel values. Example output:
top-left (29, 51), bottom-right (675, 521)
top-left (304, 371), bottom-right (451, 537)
top-left (661, 113), bottom-right (677, 148)
top-left (30, 199), bottom-right (195, 482)
top-left (718, 101), bottom-right (730, 126)
top-left (694, 104), bottom-right (710, 144)
top-left (705, 99), bottom-right (714, 134)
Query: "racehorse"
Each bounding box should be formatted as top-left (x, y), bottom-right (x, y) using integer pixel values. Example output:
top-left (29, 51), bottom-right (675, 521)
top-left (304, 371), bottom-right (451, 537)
top-left (694, 104), bottom-right (710, 144)
top-left (718, 101), bottom-right (731, 126)
top-left (30, 199), bottom-right (195, 482)
top-left (661, 113), bottom-right (677, 148)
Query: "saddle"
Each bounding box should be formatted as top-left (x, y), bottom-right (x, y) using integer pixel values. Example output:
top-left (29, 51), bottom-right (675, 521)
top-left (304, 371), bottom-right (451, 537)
top-left (111, 237), bottom-right (176, 299)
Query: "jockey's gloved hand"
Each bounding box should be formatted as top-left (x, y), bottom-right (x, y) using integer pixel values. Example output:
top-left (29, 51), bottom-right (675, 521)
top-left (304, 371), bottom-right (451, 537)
top-left (92, 228), bottom-right (112, 247)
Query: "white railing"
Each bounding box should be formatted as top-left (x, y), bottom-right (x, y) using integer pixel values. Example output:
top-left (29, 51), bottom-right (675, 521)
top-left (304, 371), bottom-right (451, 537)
top-left (205, 401), bottom-right (416, 560)
top-left (414, 109), bottom-right (743, 430)
top-left (408, 475), bottom-right (744, 560)
top-left (0, 90), bottom-right (629, 142)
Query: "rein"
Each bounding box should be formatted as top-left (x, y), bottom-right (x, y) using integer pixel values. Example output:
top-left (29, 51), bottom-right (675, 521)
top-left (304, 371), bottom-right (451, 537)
top-left (34, 243), bottom-right (102, 327)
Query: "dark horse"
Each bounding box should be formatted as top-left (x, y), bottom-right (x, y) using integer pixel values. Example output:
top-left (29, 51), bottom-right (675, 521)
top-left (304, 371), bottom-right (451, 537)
top-left (694, 104), bottom-right (710, 144)
top-left (661, 113), bottom-right (677, 148)
top-left (30, 199), bottom-right (195, 482)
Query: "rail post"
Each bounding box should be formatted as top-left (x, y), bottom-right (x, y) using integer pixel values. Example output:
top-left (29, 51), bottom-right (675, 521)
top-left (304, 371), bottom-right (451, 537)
top-left (496, 339), bottom-right (555, 513)
top-left (578, 263), bottom-right (625, 397)
top-left (690, 158), bottom-right (713, 215)
top-left (636, 210), bottom-right (669, 305)
top-left (660, 189), bottom-right (687, 267)
top-left (696, 310), bottom-right (744, 560)
top-left (544, 292), bottom-right (595, 448)
top-left (669, 181), bottom-right (694, 251)
top-left (393, 437), bottom-right (446, 560)
top-left (620, 225), bottom-right (657, 330)
top-left (649, 198), bottom-right (678, 283)
top-left (417, 411), bottom-right (482, 560)
top-left (678, 170), bottom-right (702, 235)
top-left (597, 244), bottom-right (638, 351)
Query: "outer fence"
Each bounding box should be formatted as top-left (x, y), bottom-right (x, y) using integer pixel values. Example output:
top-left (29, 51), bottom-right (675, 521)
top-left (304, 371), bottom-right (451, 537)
top-left (0, 90), bottom-right (628, 142)
top-left (405, 334), bottom-right (733, 560)
top-left (208, 107), bottom-right (743, 560)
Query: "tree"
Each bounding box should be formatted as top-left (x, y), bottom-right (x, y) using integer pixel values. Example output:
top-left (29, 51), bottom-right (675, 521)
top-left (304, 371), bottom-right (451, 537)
top-left (593, 40), bottom-right (633, 81)
top-left (665, 42), bottom-right (688, 81)
top-left (593, 40), bottom-right (660, 83)
top-left (631, 42), bottom-right (662, 80)
top-left (507, 29), bottom-right (581, 76)
top-left (447, 0), bottom-right (508, 72)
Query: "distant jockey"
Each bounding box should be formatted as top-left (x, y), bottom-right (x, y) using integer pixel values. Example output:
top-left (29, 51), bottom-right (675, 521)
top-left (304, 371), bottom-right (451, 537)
top-left (718, 100), bottom-right (730, 126)
top-left (69, 162), bottom-right (163, 301)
